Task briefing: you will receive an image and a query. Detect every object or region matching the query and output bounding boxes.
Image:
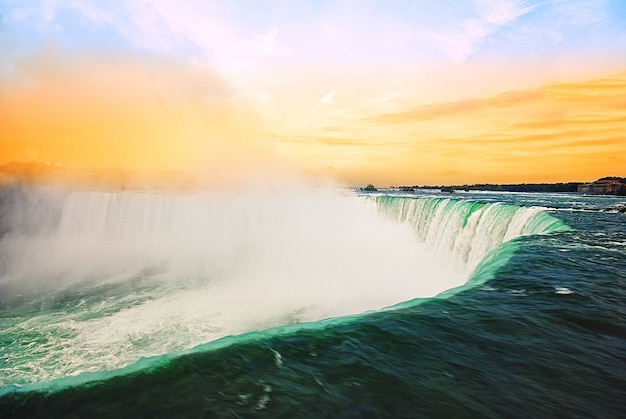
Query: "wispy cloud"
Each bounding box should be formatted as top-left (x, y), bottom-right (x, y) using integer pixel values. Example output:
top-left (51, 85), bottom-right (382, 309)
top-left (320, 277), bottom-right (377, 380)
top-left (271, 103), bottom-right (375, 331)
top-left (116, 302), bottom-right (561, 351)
top-left (261, 27), bottom-right (278, 58)
top-left (551, 0), bottom-right (609, 26)
top-left (430, 0), bottom-right (535, 63)
top-left (364, 89), bottom-right (542, 124)
top-left (332, 95), bottom-right (401, 117)
top-left (366, 70), bottom-right (626, 127)
top-left (479, 0), bottom-right (534, 25)
top-left (311, 89), bottom-right (336, 115)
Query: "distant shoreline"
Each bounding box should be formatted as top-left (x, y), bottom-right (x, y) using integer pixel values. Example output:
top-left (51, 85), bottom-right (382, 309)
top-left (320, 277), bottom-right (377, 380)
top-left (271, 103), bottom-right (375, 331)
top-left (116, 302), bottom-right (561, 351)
top-left (409, 183), bottom-right (583, 193)
top-left (366, 177), bottom-right (626, 196)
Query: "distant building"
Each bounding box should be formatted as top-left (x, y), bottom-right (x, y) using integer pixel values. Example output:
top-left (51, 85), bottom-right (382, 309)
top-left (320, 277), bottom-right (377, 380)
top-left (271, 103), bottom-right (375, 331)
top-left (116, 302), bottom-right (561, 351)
top-left (578, 179), bottom-right (625, 195)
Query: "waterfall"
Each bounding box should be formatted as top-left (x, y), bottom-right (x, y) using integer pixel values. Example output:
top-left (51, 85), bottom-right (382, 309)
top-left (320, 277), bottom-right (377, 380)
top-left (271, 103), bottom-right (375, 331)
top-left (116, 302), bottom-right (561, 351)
top-left (370, 196), bottom-right (569, 271)
top-left (0, 189), bottom-right (572, 387)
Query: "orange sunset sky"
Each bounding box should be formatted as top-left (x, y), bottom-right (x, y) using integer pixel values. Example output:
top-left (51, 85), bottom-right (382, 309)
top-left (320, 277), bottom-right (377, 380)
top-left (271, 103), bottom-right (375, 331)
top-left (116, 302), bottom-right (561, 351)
top-left (1, 1), bottom-right (625, 186)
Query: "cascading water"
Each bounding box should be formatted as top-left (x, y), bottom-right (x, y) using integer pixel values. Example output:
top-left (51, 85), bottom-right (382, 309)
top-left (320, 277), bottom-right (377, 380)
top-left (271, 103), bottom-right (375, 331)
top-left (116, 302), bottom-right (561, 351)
top-left (370, 195), bottom-right (569, 271)
top-left (0, 189), bottom-right (569, 388)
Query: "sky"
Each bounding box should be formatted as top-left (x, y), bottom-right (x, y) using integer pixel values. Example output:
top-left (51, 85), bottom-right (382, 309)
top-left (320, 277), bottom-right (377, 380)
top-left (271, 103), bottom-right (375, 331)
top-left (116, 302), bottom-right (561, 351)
top-left (1, 0), bottom-right (625, 186)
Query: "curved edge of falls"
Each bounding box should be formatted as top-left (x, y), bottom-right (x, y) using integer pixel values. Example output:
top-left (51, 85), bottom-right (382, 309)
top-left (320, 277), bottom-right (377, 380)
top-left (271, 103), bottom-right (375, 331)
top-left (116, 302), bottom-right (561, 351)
top-left (368, 195), bottom-right (571, 304)
top-left (370, 195), bottom-right (571, 270)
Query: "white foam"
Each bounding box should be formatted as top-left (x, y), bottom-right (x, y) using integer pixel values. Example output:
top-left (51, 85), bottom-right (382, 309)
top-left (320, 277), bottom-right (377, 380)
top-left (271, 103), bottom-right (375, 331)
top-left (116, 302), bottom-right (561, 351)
top-left (555, 287), bottom-right (573, 295)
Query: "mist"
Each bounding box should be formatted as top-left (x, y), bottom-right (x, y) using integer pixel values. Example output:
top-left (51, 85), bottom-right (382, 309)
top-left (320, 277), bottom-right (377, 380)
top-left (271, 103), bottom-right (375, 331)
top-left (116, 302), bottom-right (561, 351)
top-left (0, 186), bottom-right (466, 306)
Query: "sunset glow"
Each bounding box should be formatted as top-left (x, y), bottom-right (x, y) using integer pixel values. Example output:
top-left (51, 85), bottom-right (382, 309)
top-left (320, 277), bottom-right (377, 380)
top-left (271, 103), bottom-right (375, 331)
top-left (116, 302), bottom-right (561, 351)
top-left (1, 1), bottom-right (625, 186)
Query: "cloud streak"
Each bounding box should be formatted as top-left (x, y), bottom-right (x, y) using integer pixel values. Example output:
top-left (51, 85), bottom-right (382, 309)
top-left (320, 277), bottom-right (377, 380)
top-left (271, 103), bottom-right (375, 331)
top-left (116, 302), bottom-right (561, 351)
top-left (429, 0), bottom-right (535, 63)
top-left (311, 89), bottom-right (336, 115)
